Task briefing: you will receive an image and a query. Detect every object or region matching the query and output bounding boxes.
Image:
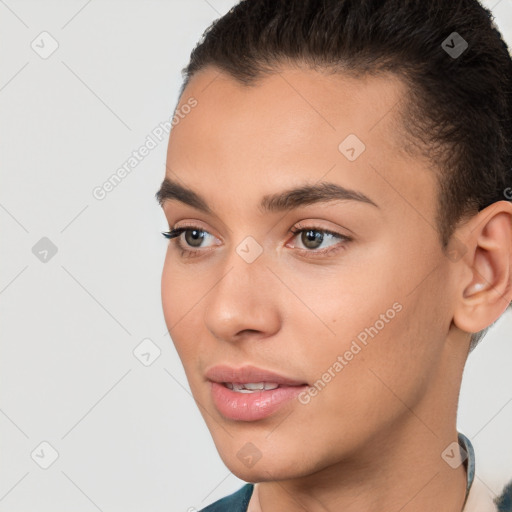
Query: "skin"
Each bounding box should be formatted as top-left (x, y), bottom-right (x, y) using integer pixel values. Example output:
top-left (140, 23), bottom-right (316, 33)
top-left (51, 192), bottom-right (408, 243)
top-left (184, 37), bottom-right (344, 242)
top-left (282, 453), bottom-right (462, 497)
top-left (158, 64), bottom-right (512, 512)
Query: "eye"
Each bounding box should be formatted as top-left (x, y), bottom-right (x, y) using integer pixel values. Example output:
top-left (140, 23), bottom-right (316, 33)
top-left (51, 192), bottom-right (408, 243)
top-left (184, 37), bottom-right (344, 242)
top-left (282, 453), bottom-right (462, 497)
top-left (161, 222), bottom-right (352, 259)
top-left (287, 223), bottom-right (351, 257)
top-left (161, 225), bottom-right (218, 258)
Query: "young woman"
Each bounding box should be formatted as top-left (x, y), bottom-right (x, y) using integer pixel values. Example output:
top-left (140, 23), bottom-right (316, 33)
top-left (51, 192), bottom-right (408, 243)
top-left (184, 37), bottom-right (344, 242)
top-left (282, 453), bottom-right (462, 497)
top-left (156, 1), bottom-right (512, 510)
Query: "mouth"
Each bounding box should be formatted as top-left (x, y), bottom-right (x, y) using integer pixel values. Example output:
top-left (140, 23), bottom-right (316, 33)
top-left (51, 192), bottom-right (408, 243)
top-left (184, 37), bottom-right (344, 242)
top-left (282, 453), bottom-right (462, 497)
top-left (222, 382), bottom-right (282, 392)
top-left (206, 365), bottom-right (309, 421)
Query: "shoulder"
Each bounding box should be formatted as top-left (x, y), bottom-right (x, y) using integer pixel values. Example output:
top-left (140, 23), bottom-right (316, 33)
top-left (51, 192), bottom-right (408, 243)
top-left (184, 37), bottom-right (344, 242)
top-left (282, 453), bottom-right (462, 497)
top-left (199, 484), bottom-right (254, 512)
top-left (495, 479), bottom-right (512, 512)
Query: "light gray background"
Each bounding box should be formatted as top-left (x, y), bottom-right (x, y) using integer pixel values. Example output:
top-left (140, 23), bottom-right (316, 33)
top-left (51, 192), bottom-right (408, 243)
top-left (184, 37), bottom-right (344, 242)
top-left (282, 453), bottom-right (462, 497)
top-left (0, 1), bottom-right (511, 511)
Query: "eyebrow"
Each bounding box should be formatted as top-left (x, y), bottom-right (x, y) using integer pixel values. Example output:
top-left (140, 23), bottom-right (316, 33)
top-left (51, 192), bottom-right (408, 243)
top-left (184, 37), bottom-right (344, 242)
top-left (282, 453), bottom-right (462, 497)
top-left (155, 177), bottom-right (379, 214)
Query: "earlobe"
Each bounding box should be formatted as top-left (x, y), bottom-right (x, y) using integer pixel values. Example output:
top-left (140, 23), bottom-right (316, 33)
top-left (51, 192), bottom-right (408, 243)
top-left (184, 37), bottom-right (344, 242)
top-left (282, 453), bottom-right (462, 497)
top-left (452, 201), bottom-right (512, 335)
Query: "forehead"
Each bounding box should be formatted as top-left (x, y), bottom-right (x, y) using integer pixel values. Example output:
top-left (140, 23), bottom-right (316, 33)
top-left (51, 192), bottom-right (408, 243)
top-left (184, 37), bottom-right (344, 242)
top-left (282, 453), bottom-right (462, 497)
top-left (165, 65), bottom-right (437, 225)
top-left (172, 65), bottom-right (409, 153)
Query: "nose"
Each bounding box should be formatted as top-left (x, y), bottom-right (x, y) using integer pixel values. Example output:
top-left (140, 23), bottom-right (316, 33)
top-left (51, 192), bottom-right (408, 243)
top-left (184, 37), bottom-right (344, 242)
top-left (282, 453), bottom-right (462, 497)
top-left (203, 249), bottom-right (282, 344)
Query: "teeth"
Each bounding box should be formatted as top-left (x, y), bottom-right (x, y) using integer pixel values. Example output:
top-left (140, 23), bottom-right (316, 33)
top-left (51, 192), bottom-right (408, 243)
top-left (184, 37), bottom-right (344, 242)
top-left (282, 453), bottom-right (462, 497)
top-left (224, 382), bottom-right (280, 392)
top-left (243, 383), bottom-right (265, 390)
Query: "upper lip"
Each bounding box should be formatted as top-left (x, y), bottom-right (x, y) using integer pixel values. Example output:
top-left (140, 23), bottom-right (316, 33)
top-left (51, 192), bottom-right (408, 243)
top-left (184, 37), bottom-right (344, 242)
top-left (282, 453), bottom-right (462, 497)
top-left (205, 364), bottom-right (307, 386)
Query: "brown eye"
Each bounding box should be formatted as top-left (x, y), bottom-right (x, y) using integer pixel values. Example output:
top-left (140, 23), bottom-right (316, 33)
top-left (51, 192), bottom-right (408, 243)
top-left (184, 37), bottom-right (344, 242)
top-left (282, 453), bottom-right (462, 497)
top-left (288, 225), bottom-right (352, 258)
top-left (184, 229), bottom-right (206, 248)
top-left (300, 229), bottom-right (325, 250)
top-left (161, 225), bottom-right (218, 258)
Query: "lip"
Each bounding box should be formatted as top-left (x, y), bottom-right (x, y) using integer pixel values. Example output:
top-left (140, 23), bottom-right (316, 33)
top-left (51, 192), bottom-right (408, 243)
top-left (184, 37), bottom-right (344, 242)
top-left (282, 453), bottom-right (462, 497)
top-left (206, 364), bottom-right (309, 421)
top-left (205, 364), bottom-right (307, 386)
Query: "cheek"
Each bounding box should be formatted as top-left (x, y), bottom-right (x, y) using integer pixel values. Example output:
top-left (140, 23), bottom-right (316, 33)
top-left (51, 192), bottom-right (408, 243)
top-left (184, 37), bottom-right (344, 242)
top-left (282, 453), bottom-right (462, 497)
top-left (281, 253), bottom-right (398, 357)
top-left (286, 303), bottom-right (425, 459)
top-left (161, 259), bottom-right (179, 333)
top-left (161, 258), bottom-right (203, 362)
top-left (285, 255), bottom-right (436, 413)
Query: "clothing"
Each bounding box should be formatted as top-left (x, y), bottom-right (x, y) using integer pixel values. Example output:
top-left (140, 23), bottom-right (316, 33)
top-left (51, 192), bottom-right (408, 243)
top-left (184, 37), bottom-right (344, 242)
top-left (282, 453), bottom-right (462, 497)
top-left (199, 433), bottom-right (512, 512)
top-left (199, 483), bottom-right (253, 512)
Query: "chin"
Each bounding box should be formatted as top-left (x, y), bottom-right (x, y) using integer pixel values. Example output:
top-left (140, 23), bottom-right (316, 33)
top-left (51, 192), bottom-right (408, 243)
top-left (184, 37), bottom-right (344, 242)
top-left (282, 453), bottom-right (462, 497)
top-left (214, 442), bottom-right (316, 483)
top-left (226, 461), bottom-right (306, 483)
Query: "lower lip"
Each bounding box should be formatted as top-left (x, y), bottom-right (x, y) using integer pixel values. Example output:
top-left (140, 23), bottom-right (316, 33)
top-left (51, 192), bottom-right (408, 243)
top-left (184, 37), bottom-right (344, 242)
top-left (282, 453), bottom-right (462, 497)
top-left (210, 381), bottom-right (308, 421)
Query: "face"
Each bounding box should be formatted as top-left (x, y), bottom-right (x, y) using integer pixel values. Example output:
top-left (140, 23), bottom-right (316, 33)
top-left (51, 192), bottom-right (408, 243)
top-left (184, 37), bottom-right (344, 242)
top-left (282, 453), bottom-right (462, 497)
top-left (159, 65), bottom-right (460, 481)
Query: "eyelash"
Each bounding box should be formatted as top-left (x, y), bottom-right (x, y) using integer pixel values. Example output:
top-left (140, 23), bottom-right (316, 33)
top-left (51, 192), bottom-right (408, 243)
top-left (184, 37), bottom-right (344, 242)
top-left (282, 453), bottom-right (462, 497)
top-left (161, 223), bottom-right (352, 259)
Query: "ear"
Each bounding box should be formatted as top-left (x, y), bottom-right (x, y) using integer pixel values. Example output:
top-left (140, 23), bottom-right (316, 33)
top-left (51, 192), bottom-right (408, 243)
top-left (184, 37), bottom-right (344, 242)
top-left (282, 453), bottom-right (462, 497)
top-left (452, 200), bottom-right (512, 335)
